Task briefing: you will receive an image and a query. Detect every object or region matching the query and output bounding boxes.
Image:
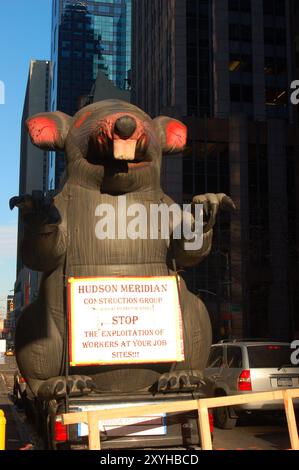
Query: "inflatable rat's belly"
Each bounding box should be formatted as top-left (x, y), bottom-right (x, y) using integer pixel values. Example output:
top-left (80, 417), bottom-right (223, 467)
top-left (66, 191), bottom-right (175, 391)
top-left (67, 190), bottom-right (170, 274)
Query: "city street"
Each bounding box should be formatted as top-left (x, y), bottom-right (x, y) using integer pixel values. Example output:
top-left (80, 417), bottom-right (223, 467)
top-left (0, 355), bottom-right (31, 450)
top-left (213, 415), bottom-right (292, 450)
top-left (0, 356), bottom-right (295, 451)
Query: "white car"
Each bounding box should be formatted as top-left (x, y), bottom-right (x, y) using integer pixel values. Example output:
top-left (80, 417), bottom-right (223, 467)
top-left (204, 340), bottom-right (299, 429)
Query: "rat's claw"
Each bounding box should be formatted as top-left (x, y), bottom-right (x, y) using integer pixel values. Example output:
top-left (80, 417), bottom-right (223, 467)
top-left (9, 195), bottom-right (33, 211)
top-left (192, 193), bottom-right (236, 233)
top-left (220, 194), bottom-right (237, 211)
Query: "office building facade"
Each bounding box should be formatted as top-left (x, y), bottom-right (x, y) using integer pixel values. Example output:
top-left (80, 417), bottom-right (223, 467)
top-left (16, 60), bottom-right (51, 313)
top-left (49, 0), bottom-right (132, 189)
top-left (132, 0), bottom-right (299, 340)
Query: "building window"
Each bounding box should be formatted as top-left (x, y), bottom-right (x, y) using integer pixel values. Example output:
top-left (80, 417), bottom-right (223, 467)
top-left (230, 84), bottom-right (241, 101)
top-left (263, 0), bottom-right (285, 16)
top-left (229, 53), bottom-right (252, 73)
top-left (229, 24), bottom-right (252, 42)
top-left (264, 27), bottom-right (286, 46)
top-left (243, 85), bottom-right (253, 102)
top-left (230, 84), bottom-right (253, 102)
top-left (265, 88), bottom-right (287, 106)
top-left (61, 50), bottom-right (70, 58)
top-left (264, 56), bottom-right (287, 75)
top-left (186, 0), bottom-right (212, 116)
top-left (229, 0), bottom-right (251, 12)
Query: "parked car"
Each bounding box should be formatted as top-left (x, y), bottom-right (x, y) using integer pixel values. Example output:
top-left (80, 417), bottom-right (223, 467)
top-left (204, 340), bottom-right (299, 429)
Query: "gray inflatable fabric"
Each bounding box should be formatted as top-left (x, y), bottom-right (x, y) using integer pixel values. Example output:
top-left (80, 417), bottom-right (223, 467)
top-left (11, 100), bottom-right (233, 398)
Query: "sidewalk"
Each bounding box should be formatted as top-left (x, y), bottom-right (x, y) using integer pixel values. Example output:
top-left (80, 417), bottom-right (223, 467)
top-left (0, 373), bottom-right (30, 450)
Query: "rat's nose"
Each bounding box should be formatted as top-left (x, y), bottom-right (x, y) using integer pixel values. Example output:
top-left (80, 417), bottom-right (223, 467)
top-left (114, 115), bottom-right (137, 139)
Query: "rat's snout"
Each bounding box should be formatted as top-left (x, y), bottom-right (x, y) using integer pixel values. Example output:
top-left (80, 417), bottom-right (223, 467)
top-left (95, 113), bottom-right (149, 163)
top-left (113, 115), bottom-right (139, 162)
top-left (114, 116), bottom-right (137, 139)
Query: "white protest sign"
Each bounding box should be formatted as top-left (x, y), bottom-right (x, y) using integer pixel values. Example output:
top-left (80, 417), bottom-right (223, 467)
top-left (68, 276), bottom-right (184, 366)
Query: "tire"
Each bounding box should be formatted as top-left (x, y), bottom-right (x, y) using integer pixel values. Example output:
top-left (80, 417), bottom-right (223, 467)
top-left (214, 405), bottom-right (237, 430)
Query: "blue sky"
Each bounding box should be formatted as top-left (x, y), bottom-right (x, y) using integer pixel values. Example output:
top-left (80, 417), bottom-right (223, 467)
top-left (0, 0), bottom-right (52, 309)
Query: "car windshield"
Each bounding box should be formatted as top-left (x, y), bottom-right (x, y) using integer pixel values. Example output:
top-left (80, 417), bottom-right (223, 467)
top-left (247, 345), bottom-right (294, 369)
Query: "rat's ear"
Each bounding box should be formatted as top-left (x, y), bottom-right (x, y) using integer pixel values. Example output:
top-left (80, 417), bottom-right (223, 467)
top-left (153, 116), bottom-right (187, 154)
top-left (26, 111), bottom-right (72, 151)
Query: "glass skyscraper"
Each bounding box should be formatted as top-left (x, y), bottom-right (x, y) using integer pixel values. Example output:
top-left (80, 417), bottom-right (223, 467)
top-left (49, 0), bottom-right (131, 188)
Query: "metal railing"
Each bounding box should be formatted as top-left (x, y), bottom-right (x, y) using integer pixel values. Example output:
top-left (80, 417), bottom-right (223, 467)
top-left (62, 388), bottom-right (299, 450)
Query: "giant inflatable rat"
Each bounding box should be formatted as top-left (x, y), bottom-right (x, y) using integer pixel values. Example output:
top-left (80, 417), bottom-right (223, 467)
top-left (11, 100), bottom-right (235, 399)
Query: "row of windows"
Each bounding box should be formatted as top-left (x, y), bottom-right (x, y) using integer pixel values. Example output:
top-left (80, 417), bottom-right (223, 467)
top-left (264, 27), bottom-right (286, 45)
top-left (229, 23), bottom-right (252, 42)
top-left (228, 54), bottom-right (287, 75)
top-left (264, 56), bottom-right (287, 75)
top-left (187, 17), bottom-right (210, 31)
top-left (183, 142), bottom-right (230, 196)
top-left (61, 23), bottom-right (127, 39)
top-left (248, 144), bottom-right (270, 266)
top-left (186, 0), bottom-right (209, 17)
top-left (229, 53), bottom-right (252, 73)
top-left (186, 0), bottom-right (212, 116)
top-left (265, 87), bottom-right (287, 105)
top-left (230, 84), bottom-right (253, 102)
top-left (60, 44), bottom-right (122, 57)
top-left (230, 84), bottom-right (287, 105)
top-left (229, 0), bottom-right (251, 13)
top-left (61, 31), bottom-right (95, 41)
top-left (263, 0), bottom-right (286, 16)
top-left (229, 24), bottom-right (286, 45)
top-left (228, 0), bottom-right (286, 16)
top-left (62, 9), bottom-right (123, 22)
